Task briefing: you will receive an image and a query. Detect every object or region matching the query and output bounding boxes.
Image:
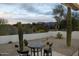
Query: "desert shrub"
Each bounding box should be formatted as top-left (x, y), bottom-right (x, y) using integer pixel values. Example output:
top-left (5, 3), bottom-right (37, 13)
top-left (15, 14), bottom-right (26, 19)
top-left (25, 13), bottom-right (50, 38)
top-left (37, 29), bottom-right (45, 33)
top-left (8, 41), bottom-right (13, 44)
top-left (24, 39), bottom-right (28, 46)
top-left (56, 32), bottom-right (63, 39)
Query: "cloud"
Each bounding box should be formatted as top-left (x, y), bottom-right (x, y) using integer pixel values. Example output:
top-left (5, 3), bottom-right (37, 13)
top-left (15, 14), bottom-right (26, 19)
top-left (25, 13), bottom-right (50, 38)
top-left (7, 15), bottom-right (56, 24)
top-left (0, 11), bottom-right (56, 24)
top-left (21, 3), bottom-right (56, 15)
top-left (0, 3), bottom-right (58, 24)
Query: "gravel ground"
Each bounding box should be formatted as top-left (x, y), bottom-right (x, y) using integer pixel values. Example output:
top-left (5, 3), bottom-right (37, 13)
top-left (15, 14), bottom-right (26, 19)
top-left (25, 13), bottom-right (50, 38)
top-left (0, 37), bottom-right (79, 56)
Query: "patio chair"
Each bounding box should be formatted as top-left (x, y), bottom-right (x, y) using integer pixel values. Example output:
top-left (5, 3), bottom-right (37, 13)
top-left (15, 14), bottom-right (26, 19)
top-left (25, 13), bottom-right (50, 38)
top-left (43, 42), bottom-right (53, 56)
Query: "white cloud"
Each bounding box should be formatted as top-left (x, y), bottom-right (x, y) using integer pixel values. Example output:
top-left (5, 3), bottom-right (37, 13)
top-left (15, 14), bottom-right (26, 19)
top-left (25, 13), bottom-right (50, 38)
top-left (0, 3), bottom-right (58, 24)
top-left (0, 11), bottom-right (56, 24)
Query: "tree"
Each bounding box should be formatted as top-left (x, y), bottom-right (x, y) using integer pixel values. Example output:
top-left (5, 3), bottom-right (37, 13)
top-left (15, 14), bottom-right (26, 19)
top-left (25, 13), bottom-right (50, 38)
top-left (54, 16), bottom-right (61, 30)
top-left (0, 18), bottom-right (8, 24)
top-left (22, 24), bottom-right (33, 34)
top-left (53, 4), bottom-right (65, 30)
top-left (60, 19), bottom-right (67, 30)
top-left (0, 18), bottom-right (8, 35)
top-left (60, 16), bottom-right (79, 31)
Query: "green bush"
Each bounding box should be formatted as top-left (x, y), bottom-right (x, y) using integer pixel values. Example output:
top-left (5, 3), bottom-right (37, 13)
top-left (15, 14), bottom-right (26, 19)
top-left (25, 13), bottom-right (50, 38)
top-left (56, 32), bottom-right (63, 39)
top-left (37, 29), bottom-right (45, 33)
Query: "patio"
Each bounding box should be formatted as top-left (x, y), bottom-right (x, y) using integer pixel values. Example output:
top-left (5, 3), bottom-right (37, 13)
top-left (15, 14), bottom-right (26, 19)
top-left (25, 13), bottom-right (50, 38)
top-left (0, 36), bottom-right (79, 56)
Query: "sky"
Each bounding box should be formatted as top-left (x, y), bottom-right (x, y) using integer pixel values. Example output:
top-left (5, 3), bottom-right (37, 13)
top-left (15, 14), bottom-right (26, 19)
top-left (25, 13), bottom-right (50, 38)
top-left (0, 3), bottom-right (62, 24)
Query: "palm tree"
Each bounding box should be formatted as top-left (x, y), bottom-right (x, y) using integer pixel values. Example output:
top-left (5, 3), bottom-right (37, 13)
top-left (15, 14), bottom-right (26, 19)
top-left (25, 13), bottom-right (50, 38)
top-left (53, 4), bottom-right (65, 30)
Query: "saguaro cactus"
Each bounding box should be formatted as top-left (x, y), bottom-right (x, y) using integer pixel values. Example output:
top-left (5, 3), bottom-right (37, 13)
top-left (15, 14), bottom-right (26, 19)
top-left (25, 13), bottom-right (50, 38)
top-left (17, 22), bottom-right (23, 52)
top-left (66, 7), bottom-right (72, 47)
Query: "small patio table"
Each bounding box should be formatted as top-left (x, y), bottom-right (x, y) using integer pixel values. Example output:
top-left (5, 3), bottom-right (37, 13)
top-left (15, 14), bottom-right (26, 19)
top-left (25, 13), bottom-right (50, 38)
top-left (28, 43), bottom-right (44, 56)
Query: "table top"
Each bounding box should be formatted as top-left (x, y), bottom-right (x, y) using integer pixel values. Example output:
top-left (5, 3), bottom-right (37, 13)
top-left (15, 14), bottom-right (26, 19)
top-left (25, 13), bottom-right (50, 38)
top-left (28, 43), bottom-right (44, 48)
